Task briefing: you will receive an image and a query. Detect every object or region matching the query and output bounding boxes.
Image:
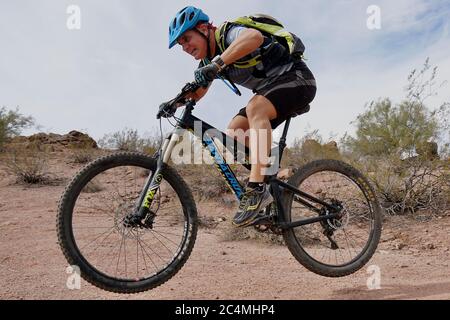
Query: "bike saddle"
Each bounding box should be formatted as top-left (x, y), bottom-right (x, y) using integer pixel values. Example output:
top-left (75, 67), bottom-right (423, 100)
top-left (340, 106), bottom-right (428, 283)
top-left (290, 104), bottom-right (310, 118)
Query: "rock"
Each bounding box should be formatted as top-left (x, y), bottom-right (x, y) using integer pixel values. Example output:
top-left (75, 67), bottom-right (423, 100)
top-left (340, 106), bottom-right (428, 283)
top-left (400, 265), bottom-right (409, 268)
top-left (392, 239), bottom-right (407, 250)
top-left (277, 168), bottom-right (292, 180)
top-left (323, 141), bottom-right (340, 155)
top-left (426, 243), bottom-right (436, 250)
top-left (325, 140), bottom-right (338, 149)
top-left (6, 131), bottom-right (98, 151)
top-left (395, 243), bottom-right (407, 250)
top-left (221, 251), bottom-right (227, 256)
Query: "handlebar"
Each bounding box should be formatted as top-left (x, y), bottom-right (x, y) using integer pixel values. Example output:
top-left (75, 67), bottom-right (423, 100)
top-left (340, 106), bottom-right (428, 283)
top-left (157, 81), bottom-right (201, 119)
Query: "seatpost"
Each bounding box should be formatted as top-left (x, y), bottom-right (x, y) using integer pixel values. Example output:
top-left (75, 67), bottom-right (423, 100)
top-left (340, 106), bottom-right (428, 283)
top-left (278, 117), bottom-right (291, 160)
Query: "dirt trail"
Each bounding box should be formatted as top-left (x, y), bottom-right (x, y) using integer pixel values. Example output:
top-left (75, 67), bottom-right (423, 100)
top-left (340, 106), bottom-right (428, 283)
top-left (0, 157), bottom-right (449, 300)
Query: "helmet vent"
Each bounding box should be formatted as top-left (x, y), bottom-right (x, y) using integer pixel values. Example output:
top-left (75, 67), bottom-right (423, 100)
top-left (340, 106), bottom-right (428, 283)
top-left (171, 18), bottom-right (176, 30)
top-left (179, 12), bottom-right (186, 25)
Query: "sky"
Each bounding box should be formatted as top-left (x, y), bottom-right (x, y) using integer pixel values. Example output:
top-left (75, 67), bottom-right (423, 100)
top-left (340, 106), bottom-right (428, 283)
top-left (1, 0), bottom-right (450, 145)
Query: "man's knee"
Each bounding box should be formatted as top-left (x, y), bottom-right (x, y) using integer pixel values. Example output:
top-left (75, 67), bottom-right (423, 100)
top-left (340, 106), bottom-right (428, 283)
top-left (246, 95), bottom-right (277, 120)
top-left (227, 115), bottom-right (248, 136)
top-left (245, 102), bottom-right (260, 120)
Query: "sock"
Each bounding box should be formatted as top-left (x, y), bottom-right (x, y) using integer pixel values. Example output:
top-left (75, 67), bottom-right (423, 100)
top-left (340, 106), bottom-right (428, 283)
top-left (247, 182), bottom-right (265, 192)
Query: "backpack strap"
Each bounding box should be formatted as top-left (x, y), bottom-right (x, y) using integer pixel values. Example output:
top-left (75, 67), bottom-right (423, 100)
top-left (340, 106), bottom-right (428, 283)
top-left (215, 22), bottom-right (231, 54)
top-left (233, 16), bottom-right (297, 54)
top-left (214, 21), bottom-right (263, 69)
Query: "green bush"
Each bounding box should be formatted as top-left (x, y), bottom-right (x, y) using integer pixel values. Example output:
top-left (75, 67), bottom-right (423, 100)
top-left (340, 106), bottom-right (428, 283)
top-left (342, 59), bottom-right (449, 159)
top-left (0, 107), bottom-right (34, 151)
top-left (4, 145), bottom-right (50, 185)
top-left (342, 59), bottom-right (450, 215)
top-left (283, 130), bottom-right (341, 168)
top-left (341, 98), bottom-right (440, 158)
top-left (98, 128), bottom-right (159, 154)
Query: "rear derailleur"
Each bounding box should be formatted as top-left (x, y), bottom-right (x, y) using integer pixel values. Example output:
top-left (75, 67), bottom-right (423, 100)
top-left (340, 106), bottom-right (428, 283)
top-left (319, 199), bottom-right (344, 250)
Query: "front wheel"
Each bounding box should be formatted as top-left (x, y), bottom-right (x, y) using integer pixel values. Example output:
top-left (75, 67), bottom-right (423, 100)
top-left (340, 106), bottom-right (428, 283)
top-left (57, 152), bottom-right (198, 293)
top-left (282, 159), bottom-right (382, 277)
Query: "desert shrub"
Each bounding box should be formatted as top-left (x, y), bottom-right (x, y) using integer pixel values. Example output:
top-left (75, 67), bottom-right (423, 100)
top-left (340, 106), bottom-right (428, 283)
top-left (4, 145), bottom-right (51, 184)
top-left (342, 59), bottom-right (450, 215)
top-left (283, 130), bottom-right (341, 168)
top-left (179, 163), bottom-right (232, 201)
top-left (71, 149), bottom-right (94, 164)
top-left (98, 128), bottom-right (160, 154)
top-left (352, 155), bottom-right (449, 215)
top-left (98, 128), bottom-right (142, 151)
top-left (68, 140), bottom-right (99, 164)
top-left (0, 107), bottom-right (34, 151)
top-left (341, 98), bottom-right (442, 158)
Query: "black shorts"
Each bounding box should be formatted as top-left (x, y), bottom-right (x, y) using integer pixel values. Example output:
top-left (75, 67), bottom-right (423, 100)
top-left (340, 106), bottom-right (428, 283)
top-left (234, 60), bottom-right (317, 129)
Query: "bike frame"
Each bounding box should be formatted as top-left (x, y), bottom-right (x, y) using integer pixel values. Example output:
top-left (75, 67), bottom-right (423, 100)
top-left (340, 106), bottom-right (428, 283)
top-left (135, 100), bottom-right (341, 229)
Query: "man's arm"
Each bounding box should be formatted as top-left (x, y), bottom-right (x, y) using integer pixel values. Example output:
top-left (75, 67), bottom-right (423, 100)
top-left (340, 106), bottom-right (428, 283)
top-left (173, 83), bottom-right (210, 108)
top-left (219, 28), bottom-right (264, 66)
top-left (192, 27), bottom-right (264, 97)
top-left (183, 83), bottom-right (210, 103)
top-left (188, 85), bottom-right (210, 101)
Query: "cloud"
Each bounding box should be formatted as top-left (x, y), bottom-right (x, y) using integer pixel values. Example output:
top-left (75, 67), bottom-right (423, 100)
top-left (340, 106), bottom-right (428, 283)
top-left (1, 0), bottom-right (449, 145)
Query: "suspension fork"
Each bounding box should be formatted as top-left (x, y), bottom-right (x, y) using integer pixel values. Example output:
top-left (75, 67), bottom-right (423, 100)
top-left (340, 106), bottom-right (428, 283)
top-left (134, 128), bottom-right (182, 219)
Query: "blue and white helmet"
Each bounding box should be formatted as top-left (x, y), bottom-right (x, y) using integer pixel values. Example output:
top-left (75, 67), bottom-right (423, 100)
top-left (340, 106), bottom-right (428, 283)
top-left (168, 6), bottom-right (210, 49)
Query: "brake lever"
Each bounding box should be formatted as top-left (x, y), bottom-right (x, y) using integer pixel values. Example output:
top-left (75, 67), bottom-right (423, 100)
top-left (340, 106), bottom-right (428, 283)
top-left (181, 81), bottom-right (200, 94)
top-left (157, 81), bottom-right (200, 119)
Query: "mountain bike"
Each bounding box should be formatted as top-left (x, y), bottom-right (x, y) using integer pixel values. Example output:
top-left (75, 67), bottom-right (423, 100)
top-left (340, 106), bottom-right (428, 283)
top-left (57, 81), bottom-right (382, 293)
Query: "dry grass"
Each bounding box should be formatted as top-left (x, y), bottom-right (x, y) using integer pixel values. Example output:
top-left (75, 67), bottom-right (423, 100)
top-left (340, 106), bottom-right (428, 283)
top-left (4, 146), bottom-right (52, 185)
top-left (70, 148), bottom-right (95, 164)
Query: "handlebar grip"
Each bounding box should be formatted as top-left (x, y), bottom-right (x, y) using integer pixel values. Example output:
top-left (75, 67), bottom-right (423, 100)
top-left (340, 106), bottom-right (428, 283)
top-left (205, 69), bottom-right (217, 81)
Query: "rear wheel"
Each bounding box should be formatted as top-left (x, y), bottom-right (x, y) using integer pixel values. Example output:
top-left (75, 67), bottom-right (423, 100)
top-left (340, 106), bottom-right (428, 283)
top-left (57, 152), bottom-right (198, 293)
top-left (282, 159), bottom-right (382, 277)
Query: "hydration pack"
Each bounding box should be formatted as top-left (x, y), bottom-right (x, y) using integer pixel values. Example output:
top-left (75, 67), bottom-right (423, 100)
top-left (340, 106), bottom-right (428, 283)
top-left (214, 14), bottom-right (305, 69)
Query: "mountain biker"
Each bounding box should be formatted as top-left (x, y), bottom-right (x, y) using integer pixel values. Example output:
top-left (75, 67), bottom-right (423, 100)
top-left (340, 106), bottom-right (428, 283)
top-left (166, 6), bottom-right (316, 227)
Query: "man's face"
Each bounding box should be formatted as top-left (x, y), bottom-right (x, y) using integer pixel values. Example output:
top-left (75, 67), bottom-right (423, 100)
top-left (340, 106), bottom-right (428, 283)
top-left (177, 29), bottom-right (207, 60)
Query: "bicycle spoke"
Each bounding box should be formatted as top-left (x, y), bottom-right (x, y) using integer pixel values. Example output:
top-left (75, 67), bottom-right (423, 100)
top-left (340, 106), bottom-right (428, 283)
top-left (149, 230), bottom-right (179, 255)
top-left (288, 167), bottom-right (378, 269)
top-left (138, 235), bottom-right (168, 264)
top-left (115, 231), bottom-right (126, 278)
top-left (60, 156), bottom-right (197, 290)
top-left (80, 225), bottom-right (116, 251)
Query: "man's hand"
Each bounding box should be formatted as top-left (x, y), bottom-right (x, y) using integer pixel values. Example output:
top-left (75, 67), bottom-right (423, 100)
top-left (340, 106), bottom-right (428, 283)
top-left (157, 101), bottom-right (176, 119)
top-left (194, 63), bottom-right (219, 88)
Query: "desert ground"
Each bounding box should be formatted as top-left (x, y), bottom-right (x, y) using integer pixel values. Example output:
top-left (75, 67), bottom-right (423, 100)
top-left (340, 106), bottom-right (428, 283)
top-left (0, 148), bottom-right (449, 300)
